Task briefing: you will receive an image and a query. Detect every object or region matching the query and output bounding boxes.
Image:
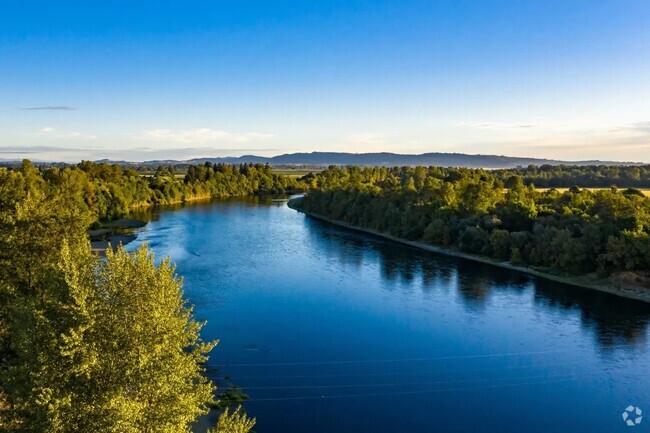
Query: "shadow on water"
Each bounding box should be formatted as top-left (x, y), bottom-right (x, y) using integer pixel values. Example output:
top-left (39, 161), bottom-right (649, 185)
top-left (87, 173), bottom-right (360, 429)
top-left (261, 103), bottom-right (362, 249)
top-left (533, 279), bottom-right (650, 348)
top-left (304, 217), bottom-right (650, 350)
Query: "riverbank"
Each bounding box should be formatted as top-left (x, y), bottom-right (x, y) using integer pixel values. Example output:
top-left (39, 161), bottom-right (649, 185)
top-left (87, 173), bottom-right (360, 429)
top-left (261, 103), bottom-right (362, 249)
top-left (288, 198), bottom-right (650, 303)
top-left (89, 218), bottom-right (147, 254)
top-left (89, 194), bottom-right (298, 254)
top-left (89, 196), bottom-right (230, 254)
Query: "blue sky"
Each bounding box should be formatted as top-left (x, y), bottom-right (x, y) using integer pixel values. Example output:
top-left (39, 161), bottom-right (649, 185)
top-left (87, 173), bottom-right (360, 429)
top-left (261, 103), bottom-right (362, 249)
top-left (1, 0), bottom-right (649, 162)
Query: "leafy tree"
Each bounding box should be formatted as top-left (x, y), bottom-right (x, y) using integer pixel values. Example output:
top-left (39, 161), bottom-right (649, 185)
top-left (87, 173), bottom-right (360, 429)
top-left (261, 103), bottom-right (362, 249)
top-left (296, 164), bottom-right (650, 281)
top-left (210, 406), bottom-right (256, 433)
top-left (3, 244), bottom-right (216, 433)
top-left (488, 229), bottom-right (511, 260)
top-left (458, 226), bottom-right (489, 254)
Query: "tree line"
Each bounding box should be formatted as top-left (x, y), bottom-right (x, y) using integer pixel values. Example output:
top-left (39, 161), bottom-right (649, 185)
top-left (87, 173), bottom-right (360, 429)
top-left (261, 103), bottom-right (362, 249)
top-left (297, 165), bottom-right (650, 281)
top-left (0, 161), bottom-right (258, 430)
top-left (41, 160), bottom-right (304, 222)
top-left (494, 164), bottom-right (650, 188)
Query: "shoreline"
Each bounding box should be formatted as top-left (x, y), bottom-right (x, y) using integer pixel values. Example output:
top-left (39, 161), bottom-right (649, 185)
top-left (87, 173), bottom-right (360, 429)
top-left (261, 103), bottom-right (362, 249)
top-left (89, 193), bottom-right (302, 254)
top-left (89, 196), bottom-right (241, 254)
top-left (287, 198), bottom-right (650, 303)
top-left (90, 218), bottom-right (147, 254)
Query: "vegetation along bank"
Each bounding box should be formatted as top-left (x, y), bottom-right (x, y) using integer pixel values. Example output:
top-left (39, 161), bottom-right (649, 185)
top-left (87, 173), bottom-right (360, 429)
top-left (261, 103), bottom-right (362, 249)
top-left (293, 165), bottom-right (650, 302)
top-left (0, 160), bottom-right (257, 431)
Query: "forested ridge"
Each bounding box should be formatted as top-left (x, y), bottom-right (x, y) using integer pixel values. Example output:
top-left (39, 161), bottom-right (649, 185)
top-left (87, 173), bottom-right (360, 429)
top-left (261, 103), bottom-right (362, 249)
top-left (0, 161), bottom-right (258, 430)
top-left (297, 165), bottom-right (650, 288)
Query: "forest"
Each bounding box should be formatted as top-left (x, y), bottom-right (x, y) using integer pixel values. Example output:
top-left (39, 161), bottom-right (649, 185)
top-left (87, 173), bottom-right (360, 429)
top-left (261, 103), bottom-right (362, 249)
top-left (81, 160), bottom-right (303, 221)
top-left (13, 160), bottom-right (304, 222)
top-left (298, 165), bottom-right (650, 286)
top-left (0, 161), bottom-right (264, 432)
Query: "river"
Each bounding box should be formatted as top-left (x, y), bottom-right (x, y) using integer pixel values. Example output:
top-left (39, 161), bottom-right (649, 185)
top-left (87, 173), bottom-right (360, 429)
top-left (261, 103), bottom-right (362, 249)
top-left (128, 196), bottom-right (650, 433)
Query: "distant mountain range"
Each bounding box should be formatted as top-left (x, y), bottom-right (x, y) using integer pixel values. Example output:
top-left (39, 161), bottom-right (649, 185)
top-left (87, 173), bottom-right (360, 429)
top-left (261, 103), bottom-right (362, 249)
top-left (135, 151), bottom-right (644, 169)
top-left (3, 151), bottom-right (642, 169)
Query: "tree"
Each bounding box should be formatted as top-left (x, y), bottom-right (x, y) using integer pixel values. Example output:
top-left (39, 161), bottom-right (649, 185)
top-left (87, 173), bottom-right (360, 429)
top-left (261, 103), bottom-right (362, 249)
top-left (3, 244), bottom-right (216, 433)
top-left (210, 406), bottom-right (256, 433)
top-left (458, 226), bottom-right (489, 254)
top-left (0, 164), bottom-right (95, 430)
top-left (488, 229), bottom-right (511, 260)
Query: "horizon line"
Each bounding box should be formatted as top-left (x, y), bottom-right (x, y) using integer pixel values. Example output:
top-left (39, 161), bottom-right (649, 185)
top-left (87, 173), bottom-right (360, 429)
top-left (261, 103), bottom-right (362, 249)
top-left (1, 150), bottom-right (646, 166)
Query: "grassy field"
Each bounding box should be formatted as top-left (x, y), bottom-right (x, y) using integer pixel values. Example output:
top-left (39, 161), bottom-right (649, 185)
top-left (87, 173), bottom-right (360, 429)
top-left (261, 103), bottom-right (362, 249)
top-left (139, 173), bottom-right (187, 178)
top-left (271, 168), bottom-right (320, 178)
top-left (535, 187), bottom-right (650, 196)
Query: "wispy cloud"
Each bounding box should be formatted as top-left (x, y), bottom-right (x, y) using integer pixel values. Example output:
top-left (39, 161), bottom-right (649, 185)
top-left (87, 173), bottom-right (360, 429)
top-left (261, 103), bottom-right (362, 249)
top-left (22, 106), bottom-right (77, 111)
top-left (614, 121), bottom-right (650, 134)
top-left (457, 121), bottom-right (535, 131)
top-left (346, 133), bottom-right (385, 145)
top-left (130, 128), bottom-right (274, 144)
top-left (0, 145), bottom-right (283, 162)
top-left (139, 147), bottom-right (284, 154)
top-left (35, 127), bottom-right (97, 140)
top-left (0, 145), bottom-right (74, 155)
top-left (492, 121), bottom-right (650, 162)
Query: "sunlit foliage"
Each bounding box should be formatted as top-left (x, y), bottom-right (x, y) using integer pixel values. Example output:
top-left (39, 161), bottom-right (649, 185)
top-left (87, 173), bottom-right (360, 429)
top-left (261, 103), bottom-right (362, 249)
top-left (299, 165), bottom-right (650, 278)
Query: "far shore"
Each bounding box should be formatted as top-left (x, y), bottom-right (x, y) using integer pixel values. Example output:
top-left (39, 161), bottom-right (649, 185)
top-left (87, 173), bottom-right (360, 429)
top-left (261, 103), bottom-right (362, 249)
top-left (287, 198), bottom-right (650, 304)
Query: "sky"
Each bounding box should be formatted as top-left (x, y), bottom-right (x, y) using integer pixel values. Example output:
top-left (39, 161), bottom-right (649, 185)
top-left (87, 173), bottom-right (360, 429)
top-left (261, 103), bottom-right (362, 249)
top-left (1, 0), bottom-right (650, 163)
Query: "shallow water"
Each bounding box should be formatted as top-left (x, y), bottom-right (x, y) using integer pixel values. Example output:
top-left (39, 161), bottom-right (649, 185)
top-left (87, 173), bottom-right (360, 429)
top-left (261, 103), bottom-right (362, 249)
top-left (129, 196), bottom-right (650, 433)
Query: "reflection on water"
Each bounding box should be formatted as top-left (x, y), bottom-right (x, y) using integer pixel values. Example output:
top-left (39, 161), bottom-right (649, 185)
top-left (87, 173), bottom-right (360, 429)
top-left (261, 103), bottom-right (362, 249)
top-left (128, 198), bottom-right (650, 433)
top-left (305, 217), bottom-right (650, 349)
top-left (533, 280), bottom-right (650, 348)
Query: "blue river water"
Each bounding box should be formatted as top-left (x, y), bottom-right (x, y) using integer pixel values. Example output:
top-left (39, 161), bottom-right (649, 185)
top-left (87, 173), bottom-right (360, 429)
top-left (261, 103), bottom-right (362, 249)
top-left (128, 196), bottom-right (650, 433)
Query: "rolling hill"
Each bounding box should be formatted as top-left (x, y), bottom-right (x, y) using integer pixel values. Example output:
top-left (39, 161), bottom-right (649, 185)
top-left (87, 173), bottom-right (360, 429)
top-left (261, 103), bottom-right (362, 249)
top-left (143, 151), bottom-right (642, 168)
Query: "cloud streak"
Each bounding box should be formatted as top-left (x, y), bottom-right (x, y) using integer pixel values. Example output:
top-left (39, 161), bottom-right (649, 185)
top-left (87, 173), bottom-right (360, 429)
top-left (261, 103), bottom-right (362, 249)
top-left (0, 145), bottom-right (284, 162)
top-left (457, 121), bottom-right (535, 131)
top-left (22, 106), bottom-right (77, 111)
top-left (493, 122), bottom-right (650, 162)
top-left (0, 145), bottom-right (75, 155)
top-left (346, 133), bottom-right (385, 145)
top-left (615, 121), bottom-right (650, 134)
top-left (130, 128), bottom-right (274, 144)
top-left (36, 127), bottom-right (97, 140)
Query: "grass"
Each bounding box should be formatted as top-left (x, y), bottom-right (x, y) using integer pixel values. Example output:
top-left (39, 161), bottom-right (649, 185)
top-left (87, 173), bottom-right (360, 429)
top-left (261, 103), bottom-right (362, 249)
top-left (535, 187), bottom-right (650, 196)
top-left (271, 168), bottom-right (320, 178)
top-left (138, 173), bottom-right (186, 178)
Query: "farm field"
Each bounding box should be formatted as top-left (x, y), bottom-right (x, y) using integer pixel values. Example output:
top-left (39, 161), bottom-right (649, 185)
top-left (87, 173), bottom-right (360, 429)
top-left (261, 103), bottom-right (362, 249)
top-left (535, 187), bottom-right (650, 196)
top-left (270, 168), bottom-right (320, 177)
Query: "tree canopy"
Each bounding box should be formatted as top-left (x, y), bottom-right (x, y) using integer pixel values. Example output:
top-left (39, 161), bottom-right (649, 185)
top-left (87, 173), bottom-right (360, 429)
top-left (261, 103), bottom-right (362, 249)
top-left (297, 165), bottom-right (650, 282)
top-left (0, 160), bottom-right (253, 432)
top-left (3, 160), bottom-right (305, 222)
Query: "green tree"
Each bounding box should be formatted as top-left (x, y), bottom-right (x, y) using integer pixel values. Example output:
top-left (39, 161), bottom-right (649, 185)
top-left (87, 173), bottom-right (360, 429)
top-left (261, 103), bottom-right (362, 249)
top-left (3, 244), bottom-right (216, 433)
top-left (488, 229), bottom-right (511, 260)
top-left (210, 406), bottom-right (256, 433)
top-left (458, 226), bottom-right (489, 254)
